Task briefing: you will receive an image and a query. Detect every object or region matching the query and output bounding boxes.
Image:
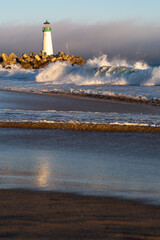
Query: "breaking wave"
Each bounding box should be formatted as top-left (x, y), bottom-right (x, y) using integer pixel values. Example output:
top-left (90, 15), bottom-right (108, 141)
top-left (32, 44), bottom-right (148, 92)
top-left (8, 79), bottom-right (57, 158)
top-left (35, 55), bottom-right (160, 86)
top-left (0, 55), bottom-right (160, 104)
top-left (0, 55), bottom-right (160, 86)
top-left (0, 65), bottom-right (36, 80)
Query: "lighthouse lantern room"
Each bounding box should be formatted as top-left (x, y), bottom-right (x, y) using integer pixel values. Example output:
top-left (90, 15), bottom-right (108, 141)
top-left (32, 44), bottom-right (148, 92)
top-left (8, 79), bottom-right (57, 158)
top-left (42, 20), bottom-right (53, 56)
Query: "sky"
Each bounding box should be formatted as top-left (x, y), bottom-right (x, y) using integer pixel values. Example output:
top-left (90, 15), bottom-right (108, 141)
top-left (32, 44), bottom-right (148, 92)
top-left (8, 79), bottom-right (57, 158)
top-left (1, 0), bottom-right (160, 61)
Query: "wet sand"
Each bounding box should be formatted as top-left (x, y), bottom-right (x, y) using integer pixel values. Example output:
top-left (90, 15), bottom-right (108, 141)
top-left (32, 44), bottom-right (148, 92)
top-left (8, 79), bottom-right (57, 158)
top-left (0, 189), bottom-right (160, 240)
top-left (0, 90), bottom-right (160, 114)
top-left (1, 90), bottom-right (160, 132)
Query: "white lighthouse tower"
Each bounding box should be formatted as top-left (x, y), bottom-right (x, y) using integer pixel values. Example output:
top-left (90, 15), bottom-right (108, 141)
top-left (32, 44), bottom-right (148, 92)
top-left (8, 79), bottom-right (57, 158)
top-left (42, 20), bottom-right (53, 56)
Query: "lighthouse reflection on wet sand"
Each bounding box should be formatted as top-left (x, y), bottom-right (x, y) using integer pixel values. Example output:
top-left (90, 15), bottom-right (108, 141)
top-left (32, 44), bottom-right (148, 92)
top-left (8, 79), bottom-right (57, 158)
top-left (42, 20), bottom-right (53, 56)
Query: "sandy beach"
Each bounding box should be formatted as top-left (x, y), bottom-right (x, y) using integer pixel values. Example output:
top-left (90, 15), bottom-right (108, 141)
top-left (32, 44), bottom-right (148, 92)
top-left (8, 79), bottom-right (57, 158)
top-left (0, 90), bottom-right (160, 114)
top-left (0, 189), bottom-right (160, 240)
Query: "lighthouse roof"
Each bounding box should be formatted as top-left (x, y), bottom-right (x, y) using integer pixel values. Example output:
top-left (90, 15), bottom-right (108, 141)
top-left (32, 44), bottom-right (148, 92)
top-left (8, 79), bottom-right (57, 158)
top-left (44, 20), bottom-right (50, 24)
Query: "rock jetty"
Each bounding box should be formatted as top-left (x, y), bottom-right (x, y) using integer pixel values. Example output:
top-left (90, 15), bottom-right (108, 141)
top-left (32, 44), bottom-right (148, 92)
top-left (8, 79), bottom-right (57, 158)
top-left (0, 52), bottom-right (86, 69)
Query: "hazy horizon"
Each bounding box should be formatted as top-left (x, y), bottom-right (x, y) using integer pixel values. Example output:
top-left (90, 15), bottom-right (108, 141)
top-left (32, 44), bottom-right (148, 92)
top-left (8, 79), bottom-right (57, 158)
top-left (1, 20), bottom-right (160, 62)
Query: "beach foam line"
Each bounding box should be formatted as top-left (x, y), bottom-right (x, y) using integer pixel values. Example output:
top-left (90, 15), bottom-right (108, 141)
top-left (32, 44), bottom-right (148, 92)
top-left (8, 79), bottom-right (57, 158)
top-left (41, 90), bottom-right (160, 106)
top-left (0, 121), bottom-right (160, 132)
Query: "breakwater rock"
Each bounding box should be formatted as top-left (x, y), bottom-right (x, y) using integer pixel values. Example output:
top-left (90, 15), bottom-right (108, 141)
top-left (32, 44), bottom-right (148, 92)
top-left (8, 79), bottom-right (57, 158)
top-left (0, 52), bottom-right (86, 69)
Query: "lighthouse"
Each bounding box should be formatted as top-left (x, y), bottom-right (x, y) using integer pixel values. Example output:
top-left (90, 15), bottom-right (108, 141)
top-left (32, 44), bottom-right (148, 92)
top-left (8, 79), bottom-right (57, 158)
top-left (42, 20), bottom-right (53, 56)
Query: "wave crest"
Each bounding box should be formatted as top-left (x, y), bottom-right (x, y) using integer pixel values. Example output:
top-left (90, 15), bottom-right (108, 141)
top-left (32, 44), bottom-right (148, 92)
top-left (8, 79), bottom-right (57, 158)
top-left (0, 55), bottom-right (160, 87)
top-left (35, 54), bottom-right (160, 86)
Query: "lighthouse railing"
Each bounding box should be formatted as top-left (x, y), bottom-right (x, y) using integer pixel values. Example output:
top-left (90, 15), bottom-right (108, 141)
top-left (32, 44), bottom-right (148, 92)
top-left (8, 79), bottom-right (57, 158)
top-left (43, 27), bottom-right (51, 31)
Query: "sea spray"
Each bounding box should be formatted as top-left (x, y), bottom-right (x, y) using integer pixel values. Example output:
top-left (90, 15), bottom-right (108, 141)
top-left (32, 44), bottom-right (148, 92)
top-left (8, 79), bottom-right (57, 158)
top-left (0, 55), bottom-right (158, 86)
top-left (36, 54), bottom-right (157, 86)
top-left (0, 55), bottom-right (160, 103)
top-left (0, 67), bottom-right (37, 80)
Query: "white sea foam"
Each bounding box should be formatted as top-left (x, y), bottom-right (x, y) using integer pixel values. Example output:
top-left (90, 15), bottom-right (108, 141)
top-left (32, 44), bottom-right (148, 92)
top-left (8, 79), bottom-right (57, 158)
top-left (0, 55), bottom-right (157, 87)
top-left (0, 66), bottom-right (36, 80)
top-left (0, 109), bottom-right (159, 127)
top-left (133, 61), bottom-right (149, 70)
top-left (35, 55), bottom-right (159, 87)
top-left (0, 55), bottom-right (160, 102)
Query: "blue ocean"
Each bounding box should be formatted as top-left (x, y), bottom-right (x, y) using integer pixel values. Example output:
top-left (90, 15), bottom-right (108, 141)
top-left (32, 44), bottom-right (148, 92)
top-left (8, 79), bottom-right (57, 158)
top-left (0, 55), bottom-right (160, 205)
top-left (0, 55), bottom-right (160, 126)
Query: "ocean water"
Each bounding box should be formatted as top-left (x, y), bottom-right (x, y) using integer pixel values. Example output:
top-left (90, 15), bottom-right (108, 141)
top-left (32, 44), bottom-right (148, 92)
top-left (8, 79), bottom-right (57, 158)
top-left (0, 55), bottom-right (160, 127)
top-left (0, 55), bottom-right (160, 204)
top-left (0, 55), bottom-right (160, 100)
top-left (0, 128), bottom-right (160, 205)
